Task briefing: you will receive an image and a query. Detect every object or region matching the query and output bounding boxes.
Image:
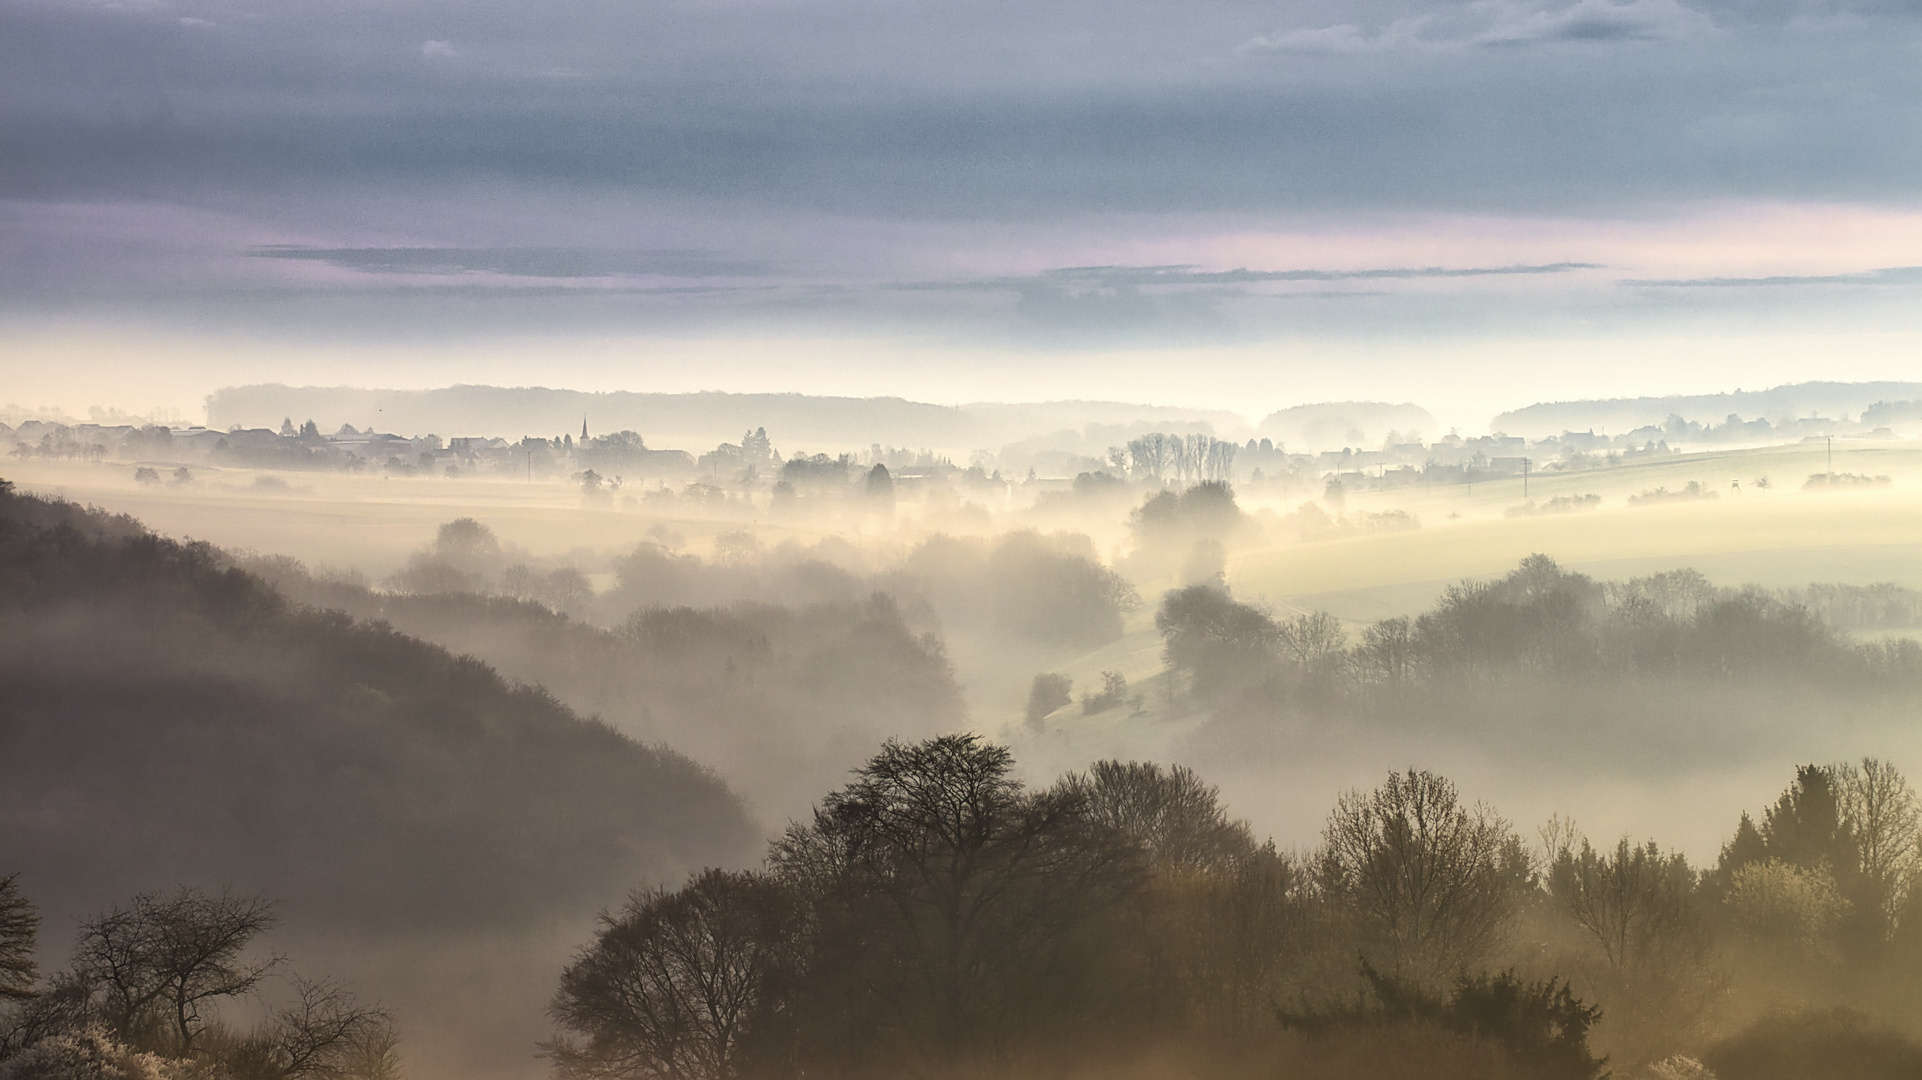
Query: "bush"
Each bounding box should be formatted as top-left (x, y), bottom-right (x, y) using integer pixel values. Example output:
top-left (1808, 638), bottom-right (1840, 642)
top-left (0, 1030), bottom-right (180, 1080)
top-left (1024, 673), bottom-right (1073, 727)
top-left (1629, 482), bottom-right (1717, 506)
top-left (1283, 965), bottom-right (1606, 1080)
top-left (1702, 1008), bottom-right (1922, 1080)
top-left (1638, 1057), bottom-right (1717, 1080)
top-left (1080, 671), bottom-right (1130, 715)
top-left (1802, 472), bottom-right (1892, 491)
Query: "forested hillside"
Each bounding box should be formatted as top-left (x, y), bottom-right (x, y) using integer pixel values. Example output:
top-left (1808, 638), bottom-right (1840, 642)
top-left (233, 517), bottom-right (1139, 822)
top-left (242, 543), bottom-right (971, 822)
top-left (0, 481), bottom-right (759, 1077)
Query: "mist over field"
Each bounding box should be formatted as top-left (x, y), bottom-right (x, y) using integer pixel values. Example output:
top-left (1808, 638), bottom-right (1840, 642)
top-left (11, 381), bottom-right (1922, 1080)
top-left (13, 0), bottom-right (1922, 1073)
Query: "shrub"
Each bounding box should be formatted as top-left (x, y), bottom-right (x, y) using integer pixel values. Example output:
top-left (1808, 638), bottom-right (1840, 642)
top-left (1703, 1008), bottom-right (1922, 1080)
top-left (0, 1030), bottom-right (180, 1080)
top-left (1283, 965), bottom-right (1606, 1080)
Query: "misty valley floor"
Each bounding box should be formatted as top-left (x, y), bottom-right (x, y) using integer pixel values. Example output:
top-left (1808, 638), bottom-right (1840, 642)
top-left (9, 434), bottom-right (1922, 1080)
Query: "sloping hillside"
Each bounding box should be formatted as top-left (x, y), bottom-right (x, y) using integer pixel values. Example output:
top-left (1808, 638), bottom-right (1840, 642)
top-left (0, 480), bottom-right (760, 1078)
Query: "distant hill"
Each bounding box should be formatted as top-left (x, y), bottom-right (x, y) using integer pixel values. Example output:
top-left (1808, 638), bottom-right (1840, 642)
top-left (243, 562), bottom-right (968, 825)
top-left (0, 481), bottom-right (758, 1080)
top-left (1492, 381), bottom-right (1922, 437)
top-left (203, 384), bottom-right (1249, 454)
top-left (1255, 401), bottom-right (1437, 450)
top-left (960, 399), bottom-right (1249, 443)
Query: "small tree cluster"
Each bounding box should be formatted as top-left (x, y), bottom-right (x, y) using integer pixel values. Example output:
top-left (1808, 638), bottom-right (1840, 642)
top-left (0, 886), bottom-right (394, 1080)
top-left (547, 739), bottom-right (1609, 1080)
top-left (1155, 554), bottom-right (1922, 711)
top-left (549, 737), bottom-right (1922, 1078)
top-left (1112, 434), bottom-right (1238, 485)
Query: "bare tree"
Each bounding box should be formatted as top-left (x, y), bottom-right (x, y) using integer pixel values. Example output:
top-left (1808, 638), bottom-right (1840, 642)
top-left (70, 889), bottom-right (282, 1054)
top-left (1277, 611), bottom-right (1347, 673)
top-left (1063, 761), bottom-right (1257, 874)
top-left (1317, 771), bottom-right (1518, 988)
top-left (1156, 844), bottom-right (1305, 1032)
top-left (1545, 833), bottom-right (1716, 1062)
top-left (0, 874), bottom-right (37, 1002)
top-left (1835, 757), bottom-right (1922, 936)
top-left (1356, 617), bottom-right (1417, 683)
top-left (1203, 438), bottom-right (1238, 483)
top-left (1604, 568), bottom-right (1718, 623)
top-left (770, 735), bottom-right (1140, 1068)
top-left (549, 869), bottom-right (792, 1080)
top-left (1554, 838), bottom-right (1702, 974)
top-left (1126, 434), bottom-right (1171, 484)
top-left (261, 978), bottom-right (395, 1079)
top-left (1064, 763), bottom-right (1304, 1033)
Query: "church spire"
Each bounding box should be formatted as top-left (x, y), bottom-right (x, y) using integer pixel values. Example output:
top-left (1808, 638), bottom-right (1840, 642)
top-left (581, 415), bottom-right (588, 440)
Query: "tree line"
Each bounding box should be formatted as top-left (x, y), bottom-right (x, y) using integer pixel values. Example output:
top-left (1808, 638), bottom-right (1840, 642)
top-left (1154, 555), bottom-right (1922, 714)
top-left (1107, 433), bottom-right (1239, 485)
top-left (543, 735), bottom-right (1922, 1080)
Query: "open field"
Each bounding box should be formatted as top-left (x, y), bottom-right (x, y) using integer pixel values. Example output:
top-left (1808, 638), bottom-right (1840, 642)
top-left (1237, 442), bottom-right (1922, 618)
top-left (1022, 441), bottom-right (1922, 709)
top-left (2, 460), bottom-right (857, 583)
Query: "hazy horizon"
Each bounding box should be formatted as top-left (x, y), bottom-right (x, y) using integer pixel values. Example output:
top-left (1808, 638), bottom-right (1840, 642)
top-left (11, 0), bottom-right (1922, 420)
top-left (11, 0), bottom-right (1922, 1077)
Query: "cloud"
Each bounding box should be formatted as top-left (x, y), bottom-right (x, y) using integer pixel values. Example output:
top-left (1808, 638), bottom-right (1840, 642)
top-left (247, 250), bottom-right (1602, 295)
top-left (1626, 266), bottom-right (1922, 286)
top-left (249, 247), bottom-right (775, 279)
top-left (1476, 0), bottom-right (1715, 45)
top-left (5, 0), bottom-right (1922, 370)
top-left (1239, 0), bottom-right (1710, 56)
top-left (1042, 263), bottom-right (1603, 284)
top-left (901, 262), bottom-right (1603, 292)
top-left (1235, 19), bottom-right (1432, 54)
top-left (0, 0), bottom-right (1910, 224)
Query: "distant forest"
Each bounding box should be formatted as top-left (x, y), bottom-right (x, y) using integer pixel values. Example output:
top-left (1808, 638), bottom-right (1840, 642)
top-left (1492, 380), bottom-right (1922, 437)
top-left (1150, 555), bottom-right (1922, 759)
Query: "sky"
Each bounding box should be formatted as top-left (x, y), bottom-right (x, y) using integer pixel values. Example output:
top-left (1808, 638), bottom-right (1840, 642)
top-left (6, 0), bottom-right (1922, 426)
